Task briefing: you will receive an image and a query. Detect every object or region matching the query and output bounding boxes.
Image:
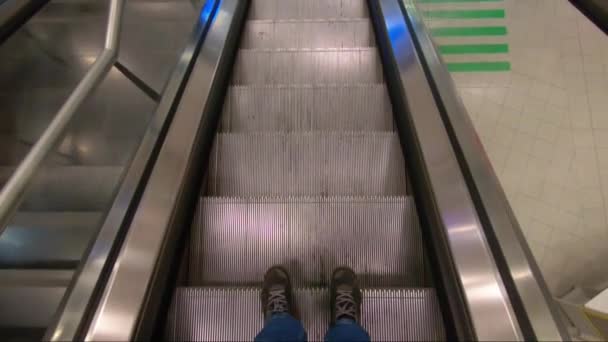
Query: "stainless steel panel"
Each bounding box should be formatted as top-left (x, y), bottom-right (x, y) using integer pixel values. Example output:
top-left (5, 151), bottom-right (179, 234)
top-left (0, 135), bottom-right (36, 165)
top-left (207, 133), bottom-right (406, 196)
top-left (221, 84), bottom-right (394, 132)
top-left (231, 48), bottom-right (384, 84)
top-left (190, 197), bottom-right (424, 286)
top-left (0, 166), bottom-right (122, 211)
top-left (248, 0), bottom-right (368, 20)
top-left (85, 1), bottom-right (244, 339)
top-left (400, 1), bottom-right (567, 340)
top-left (167, 287), bottom-right (445, 341)
top-left (374, 0), bottom-right (521, 339)
top-left (46, 2), bottom-right (204, 340)
top-left (0, 56), bottom-right (88, 91)
top-left (0, 285), bottom-right (65, 327)
top-left (0, 211), bottom-right (101, 267)
top-left (1, 69), bottom-right (156, 165)
top-left (241, 19), bottom-right (374, 49)
top-left (0, 269), bottom-right (73, 286)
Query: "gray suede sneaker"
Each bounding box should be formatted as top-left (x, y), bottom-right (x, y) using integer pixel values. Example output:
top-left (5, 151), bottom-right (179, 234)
top-left (261, 266), bottom-right (294, 319)
top-left (330, 267), bottom-right (362, 324)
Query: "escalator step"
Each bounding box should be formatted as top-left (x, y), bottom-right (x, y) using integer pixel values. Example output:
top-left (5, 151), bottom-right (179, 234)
top-left (221, 84), bottom-right (394, 132)
top-left (241, 19), bottom-right (375, 49)
top-left (190, 197), bottom-right (424, 286)
top-left (232, 48), bottom-right (384, 85)
top-left (248, 0), bottom-right (368, 20)
top-left (167, 287), bottom-right (445, 341)
top-left (207, 133), bottom-right (406, 196)
top-left (0, 166), bottom-right (122, 211)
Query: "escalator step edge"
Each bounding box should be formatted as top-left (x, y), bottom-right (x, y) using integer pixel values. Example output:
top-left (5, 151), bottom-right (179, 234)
top-left (166, 287), bottom-right (445, 341)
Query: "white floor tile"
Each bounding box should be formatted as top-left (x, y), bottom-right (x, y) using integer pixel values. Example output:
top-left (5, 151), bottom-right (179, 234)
top-left (416, 0), bottom-right (608, 295)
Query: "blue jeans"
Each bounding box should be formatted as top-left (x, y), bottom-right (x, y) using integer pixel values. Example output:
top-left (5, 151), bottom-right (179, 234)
top-left (254, 313), bottom-right (370, 342)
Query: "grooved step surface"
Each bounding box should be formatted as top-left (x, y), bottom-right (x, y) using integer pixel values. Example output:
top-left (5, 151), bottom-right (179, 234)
top-left (207, 133), bottom-right (406, 196)
top-left (167, 287), bottom-right (445, 341)
top-left (221, 84), bottom-right (394, 132)
top-left (241, 19), bottom-right (375, 49)
top-left (248, 0), bottom-right (368, 20)
top-left (190, 197), bottom-right (424, 286)
top-left (232, 48), bottom-right (384, 85)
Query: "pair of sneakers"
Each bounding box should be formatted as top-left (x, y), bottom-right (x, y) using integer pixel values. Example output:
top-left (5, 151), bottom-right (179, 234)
top-left (261, 266), bottom-right (362, 324)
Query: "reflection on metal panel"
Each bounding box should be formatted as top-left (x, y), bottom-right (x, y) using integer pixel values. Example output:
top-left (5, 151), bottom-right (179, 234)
top-left (375, 0), bottom-right (521, 340)
top-left (401, 0), bottom-right (567, 340)
top-left (84, 0), bottom-right (242, 340)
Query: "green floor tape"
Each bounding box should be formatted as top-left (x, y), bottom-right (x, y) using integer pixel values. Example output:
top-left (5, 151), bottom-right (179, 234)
top-left (431, 26), bottom-right (507, 36)
top-left (439, 44), bottom-right (508, 54)
top-left (424, 9), bottom-right (505, 19)
top-left (447, 62), bottom-right (511, 72)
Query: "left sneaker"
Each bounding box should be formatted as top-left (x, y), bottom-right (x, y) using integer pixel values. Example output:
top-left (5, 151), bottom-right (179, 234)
top-left (261, 266), bottom-right (295, 319)
top-left (330, 267), bottom-right (363, 325)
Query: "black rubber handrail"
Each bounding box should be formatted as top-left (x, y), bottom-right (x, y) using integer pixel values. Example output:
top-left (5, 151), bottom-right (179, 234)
top-left (0, 0), bottom-right (50, 45)
top-left (570, 0), bottom-right (608, 34)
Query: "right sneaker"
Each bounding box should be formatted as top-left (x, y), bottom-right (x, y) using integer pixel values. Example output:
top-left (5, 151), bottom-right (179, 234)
top-left (330, 267), bottom-right (363, 325)
top-left (261, 266), bottom-right (295, 319)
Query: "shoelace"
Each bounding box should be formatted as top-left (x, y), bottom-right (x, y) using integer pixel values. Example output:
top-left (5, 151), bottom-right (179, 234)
top-left (267, 288), bottom-right (288, 314)
top-left (335, 289), bottom-right (357, 321)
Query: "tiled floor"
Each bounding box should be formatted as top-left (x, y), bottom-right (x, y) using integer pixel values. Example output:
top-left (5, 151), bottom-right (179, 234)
top-left (416, 0), bottom-right (608, 296)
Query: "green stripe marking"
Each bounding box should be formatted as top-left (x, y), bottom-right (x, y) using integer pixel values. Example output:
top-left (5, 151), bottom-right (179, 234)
top-left (424, 9), bottom-right (505, 19)
top-left (431, 26), bottom-right (507, 36)
top-left (439, 44), bottom-right (508, 54)
top-left (447, 62), bottom-right (511, 72)
top-left (418, 0), bottom-right (502, 3)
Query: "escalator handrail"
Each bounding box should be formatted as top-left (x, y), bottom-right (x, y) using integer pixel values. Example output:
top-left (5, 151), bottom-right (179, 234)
top-left (82, 0), bottom-right (247, 340)
top-left (398, 0), bottom-right (568, 340)
top-left (0, 0), bottom-right (125, 233)
top-left (42, 3), bottom-right (218, 341)
top-left (370, 0), bottom-right (524, 339)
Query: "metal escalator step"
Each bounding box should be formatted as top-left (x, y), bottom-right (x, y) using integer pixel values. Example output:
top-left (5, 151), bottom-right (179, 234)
top-left (0, 166), bottom-right (122, 211)
top-left (207, 133), bottom-right (406, 196)
top-left (232, 48), bottom-right (383, 85)
top-left (190, 197), bottom-right (424, 287)
top-left (241, 19), bottom-right (375, 49)
top-left (0, 212), bottom-right (102, 268)
top-left (248, 0), bottom-right (368, 20)
top-left (167, 287), bottom-right (445, 341)
top-left (221, 84), bottom-right (394, 132)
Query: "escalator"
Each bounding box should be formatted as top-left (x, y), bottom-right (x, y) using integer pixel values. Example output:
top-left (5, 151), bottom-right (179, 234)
top-left (48, 0), bottom-right (567, 341)
top-left (165, 0), bottom-right (443, 340)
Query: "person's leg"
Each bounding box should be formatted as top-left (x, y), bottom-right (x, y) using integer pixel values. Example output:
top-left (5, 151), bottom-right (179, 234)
top-left (255, 266), bottom-right (307, 342)
top-left (325, 267), bottom-right (370, 342)
top-left (325, 319), bottom-right (370, 342)
top-left (255, 313), bottom-right (307, 342)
